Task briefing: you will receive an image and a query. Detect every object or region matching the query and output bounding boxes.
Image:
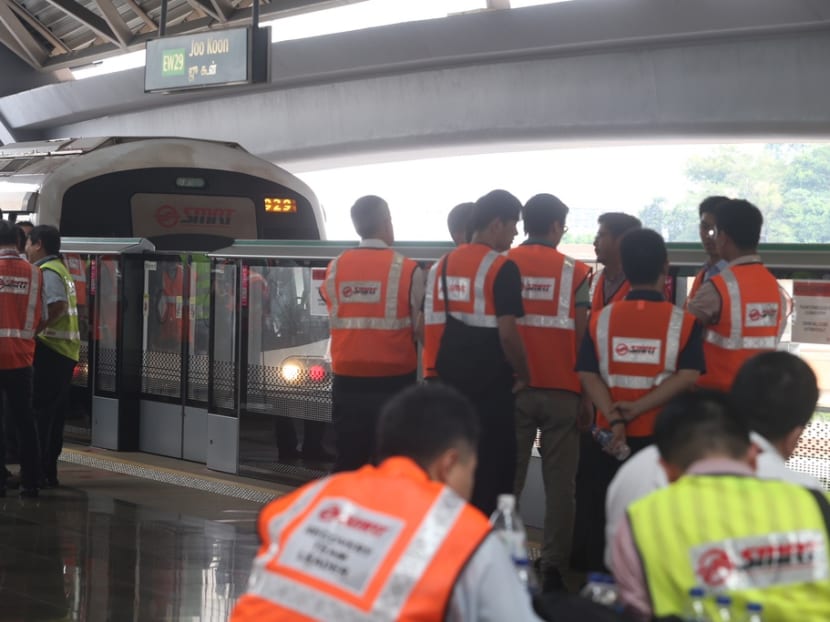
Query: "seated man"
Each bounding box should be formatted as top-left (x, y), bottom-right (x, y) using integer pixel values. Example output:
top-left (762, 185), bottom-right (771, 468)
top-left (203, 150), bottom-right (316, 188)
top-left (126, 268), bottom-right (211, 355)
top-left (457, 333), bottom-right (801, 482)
top-left (612, 390), bottom-right (830, 620)
top-left (231, 383), bottom-right (543, 622)
top-left (604, 351), bottom-right (823, 568)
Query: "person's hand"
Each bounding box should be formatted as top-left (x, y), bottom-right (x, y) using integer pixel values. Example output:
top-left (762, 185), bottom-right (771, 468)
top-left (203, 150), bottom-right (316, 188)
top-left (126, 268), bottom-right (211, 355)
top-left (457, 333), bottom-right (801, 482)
top-left (577, 397), bottom-right (594, 432)
top-left (512, 378), bottom-right (528, 394)
top-left (612, 401), bottom-right (641, 421)
top-left (606, 422), bottom-right (627, 456)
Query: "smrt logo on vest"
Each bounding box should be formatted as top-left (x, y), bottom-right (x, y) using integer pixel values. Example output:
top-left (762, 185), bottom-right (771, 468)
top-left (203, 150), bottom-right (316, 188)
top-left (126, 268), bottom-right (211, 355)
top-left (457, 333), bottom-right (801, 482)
top-left (611, 337), bottom-right (661, 365)
top-left (690, 531), bottom-right (827, 590)
top-left (318, 503), bottom-right (390, 536)
top-left (745, 303), bottom-right (779, 328)
top-left (340, 281), bottom-right (382, 303)
top-left (0, 276), bottom-right (29, 294)
top-left (521, 277), bottom-right (556, 301)
top-left (438, 276), bottom-right (471, 302)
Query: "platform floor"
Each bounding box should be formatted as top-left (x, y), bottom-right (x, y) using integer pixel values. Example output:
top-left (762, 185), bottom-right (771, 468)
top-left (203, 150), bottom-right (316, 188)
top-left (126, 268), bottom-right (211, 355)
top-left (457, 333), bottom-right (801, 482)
top-left (2, 445), bottom-right (551, 621)
top-left (1, 445), bottom-right (294, 622)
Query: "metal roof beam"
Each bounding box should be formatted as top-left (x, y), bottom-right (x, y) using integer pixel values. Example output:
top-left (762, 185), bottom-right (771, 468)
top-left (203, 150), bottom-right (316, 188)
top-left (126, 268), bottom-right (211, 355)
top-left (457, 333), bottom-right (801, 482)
top-left (122, 0), bottom-right (157, 31)
top-left (93, 0), bottom-right (133, 46)
top-left (208, 0), bottom-right (234, 22)
top-left (183, 0), bottom-right (223, 22)
top-left (7, 1), bottom-right (71, 54)
top-left (0, 1), bottom-right (47, 66)
top-left (41, 0), bottom-right (121, 47)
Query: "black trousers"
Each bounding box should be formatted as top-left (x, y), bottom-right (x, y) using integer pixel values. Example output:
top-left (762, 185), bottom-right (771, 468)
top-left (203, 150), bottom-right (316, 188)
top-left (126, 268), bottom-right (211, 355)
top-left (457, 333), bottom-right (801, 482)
top-left (571, 433), bottom-right (654, 572)
top-left (32, 342), bottom-right (77, 482)
top-left (0, 366), bottom-right (40, 489)
top-left (330, 374), bottom-right (415, 473)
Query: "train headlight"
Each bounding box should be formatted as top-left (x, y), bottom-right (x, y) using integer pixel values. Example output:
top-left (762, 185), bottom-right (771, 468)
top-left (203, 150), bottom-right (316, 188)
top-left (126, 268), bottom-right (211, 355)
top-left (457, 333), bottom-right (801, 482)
top-left (281, 360), bottom-right (302, 383)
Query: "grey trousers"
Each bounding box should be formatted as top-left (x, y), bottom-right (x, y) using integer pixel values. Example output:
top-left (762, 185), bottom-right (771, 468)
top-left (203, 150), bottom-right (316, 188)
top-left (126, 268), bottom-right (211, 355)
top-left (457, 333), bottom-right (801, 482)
top-left (513, 388), bottom-right (581, 572)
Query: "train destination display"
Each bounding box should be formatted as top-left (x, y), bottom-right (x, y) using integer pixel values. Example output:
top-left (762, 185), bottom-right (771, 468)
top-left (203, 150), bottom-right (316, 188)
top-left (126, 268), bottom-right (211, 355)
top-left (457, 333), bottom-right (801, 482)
top-left (145, 27), bottom-right (250, 92)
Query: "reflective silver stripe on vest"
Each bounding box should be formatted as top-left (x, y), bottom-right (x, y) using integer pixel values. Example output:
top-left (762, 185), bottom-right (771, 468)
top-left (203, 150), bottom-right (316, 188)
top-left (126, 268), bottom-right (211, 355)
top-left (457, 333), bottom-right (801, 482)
top-left (423, 260), bottom-right (445, 326)
top-left (597, 303), bottom-right (685, 390)
top-left (706, 270), bottom-right (779, 351)
top-left (517, 256), bottom-right (576, 330)
top-left (41, 329), bottom-right (81, 340)
top-left (0, 262), bottom-right (40, 341)
top-left (327, 253), bottom-right (412, 331)
top-left (449, 250), bottom-right (500, 328)
top-left (246, 487), bottom-right (467, 621)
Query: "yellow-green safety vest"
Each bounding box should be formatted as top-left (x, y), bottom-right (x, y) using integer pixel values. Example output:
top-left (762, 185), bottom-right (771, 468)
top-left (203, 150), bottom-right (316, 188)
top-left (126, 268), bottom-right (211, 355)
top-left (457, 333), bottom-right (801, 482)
top-left (628, 474), bottom-right (830, 621)
top-left (38, 258), bottom-right (81, 362)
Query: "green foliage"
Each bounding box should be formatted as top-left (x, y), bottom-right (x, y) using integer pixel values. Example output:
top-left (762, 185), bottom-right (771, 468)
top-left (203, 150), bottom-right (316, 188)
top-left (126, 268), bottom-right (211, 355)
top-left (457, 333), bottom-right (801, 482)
top-left (639, 144), bottom-right (830, 244)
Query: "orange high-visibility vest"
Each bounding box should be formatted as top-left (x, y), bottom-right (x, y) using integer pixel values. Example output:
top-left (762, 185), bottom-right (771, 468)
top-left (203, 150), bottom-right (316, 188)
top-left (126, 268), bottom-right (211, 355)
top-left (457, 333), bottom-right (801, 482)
top-left (688, 267), bottom-right (707, 302)
top-left (421, 255), bottom-right (448, 379)
top-left (63, 253), bottom-right (87, 310)
top-left (508, 244), bottom-right (591, 392)
top-left (590, 270), bottom-right (630, 314)
top-left (698, 263), bottom-right (783, 392)
top-left (231, 457), bottom-right (492, 622)
top-left (590, 299), bottom-right (697, 437)
top-left (322, 248), bottom-right (417, 377)
top-left (0, 250), bottom-right (44, 370)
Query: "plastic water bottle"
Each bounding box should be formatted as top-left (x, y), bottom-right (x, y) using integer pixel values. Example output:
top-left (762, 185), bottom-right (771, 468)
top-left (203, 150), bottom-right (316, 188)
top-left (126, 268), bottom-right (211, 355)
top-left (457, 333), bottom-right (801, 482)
top-left (489, 494), bottom-right (540, 595)
top-left (740, 603), bottom-right (763, 622)
top-left (715, 594), bottom-right (734, 622)
top-left (592, 426), bottom-right (631, 461)
top-left (579, 573), bottom-right (620, 610)
top-left (681, 587), bottom-right (712, 621)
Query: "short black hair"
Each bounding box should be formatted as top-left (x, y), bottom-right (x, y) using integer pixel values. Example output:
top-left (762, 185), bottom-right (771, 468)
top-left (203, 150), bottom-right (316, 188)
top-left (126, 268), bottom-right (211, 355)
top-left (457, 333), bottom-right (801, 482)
top-left (28, 224), bottom-right (61, 255)
top-left (350, 195), bottom-right (390, 238)
top-left (620, 228), bottom-right (667, 286)
top-left (522, 193), bottom-right (569, 237)
top-left (377, 383), bottom-right (479, 469)
top-left (0, 220), bottom-right (18, 246)
top-left (471, 189), bottom-right (521, 233)
top-left (14, 225), bottom-right (26, 253)
top-left (716, 199), bottom-right (763, 250)
top-left (731, 351), bottom-right (818, 441)
top-left (655, 390), bottom-right (751, 470)
top-left (447, 202), bottom-right (475, 242)
top-left (698, 195), bottom-right (730, 217)
top-left (15, 220), bottom-right (34, 229)
top-left (598, 212), bottom-right (641, 238)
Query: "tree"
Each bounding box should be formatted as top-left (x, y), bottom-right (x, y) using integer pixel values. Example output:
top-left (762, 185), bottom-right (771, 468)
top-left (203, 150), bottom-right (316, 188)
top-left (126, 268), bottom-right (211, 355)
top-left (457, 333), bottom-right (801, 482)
top-left (780, 146), bottom-right (830, 243)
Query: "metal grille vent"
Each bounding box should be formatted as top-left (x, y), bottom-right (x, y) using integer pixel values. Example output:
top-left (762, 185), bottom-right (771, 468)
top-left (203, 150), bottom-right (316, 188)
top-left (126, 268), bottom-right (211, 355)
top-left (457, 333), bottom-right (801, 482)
top-left (187, 353), bottom-right (209, 403)
top-left (788, 418), bottom-right (830, 491)
top-left (96, 347), bottom-right (117, 393)
top-left (246, 364), bottom-right (331, 422)
top-left (141, 350), bottom-right (182, 398)
top-left (212, 359), bottom-right (236, 410)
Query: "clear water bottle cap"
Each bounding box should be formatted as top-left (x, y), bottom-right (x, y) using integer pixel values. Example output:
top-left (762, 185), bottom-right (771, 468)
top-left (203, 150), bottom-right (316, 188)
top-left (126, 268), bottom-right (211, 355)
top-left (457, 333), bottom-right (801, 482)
top-left (497, 494), bottom-right (516, 511)
top-left (715, 594), bottom-right (732, 605)
top-left (747, 603), bottom-right (763, 612)
top-left (689, 587), bottom-right (705, 597)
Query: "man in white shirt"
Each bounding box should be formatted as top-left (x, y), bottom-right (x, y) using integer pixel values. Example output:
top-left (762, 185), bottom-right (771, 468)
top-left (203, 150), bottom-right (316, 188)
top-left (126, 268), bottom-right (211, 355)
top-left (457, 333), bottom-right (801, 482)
top-left (605, 350), bottom-right (822, 568)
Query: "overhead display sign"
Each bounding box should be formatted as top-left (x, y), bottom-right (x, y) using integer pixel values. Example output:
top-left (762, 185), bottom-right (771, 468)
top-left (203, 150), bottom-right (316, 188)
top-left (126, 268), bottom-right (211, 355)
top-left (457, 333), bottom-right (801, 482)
top-left (131, 193), bottom-right (258, 238)
top-left (145, 27), bottom-right (250, 92)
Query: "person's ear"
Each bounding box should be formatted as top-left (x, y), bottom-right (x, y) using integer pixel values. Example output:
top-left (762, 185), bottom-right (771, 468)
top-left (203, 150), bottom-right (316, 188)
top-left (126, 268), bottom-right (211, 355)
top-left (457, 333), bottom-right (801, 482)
top-left (659, 457), bottom-right (684, 483)
top-left (745, 442), bottom-right (760, 472)
top-left (781, 426), bottom-right (805, 460)
top-left (434, 447), bottom-right (460, 484)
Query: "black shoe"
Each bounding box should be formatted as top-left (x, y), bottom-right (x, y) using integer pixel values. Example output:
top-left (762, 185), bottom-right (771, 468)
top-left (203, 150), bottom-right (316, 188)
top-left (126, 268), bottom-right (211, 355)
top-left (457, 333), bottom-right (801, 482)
top-left (5, 471), bottom-right (19, 490)
top-left (19, 487), bottom-right (39, 498)
top-left (542, 568), bottom-right (566, 593)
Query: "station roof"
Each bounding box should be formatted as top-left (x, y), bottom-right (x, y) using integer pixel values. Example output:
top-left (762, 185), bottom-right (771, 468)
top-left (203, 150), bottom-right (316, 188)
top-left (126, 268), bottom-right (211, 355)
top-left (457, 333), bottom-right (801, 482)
top-left (0, 0), bottom-right (364, 70)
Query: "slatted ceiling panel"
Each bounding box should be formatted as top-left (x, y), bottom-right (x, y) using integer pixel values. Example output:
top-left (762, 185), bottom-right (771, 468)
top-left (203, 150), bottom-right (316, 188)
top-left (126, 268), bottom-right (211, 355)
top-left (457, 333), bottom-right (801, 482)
top-left (2, 0), bottom-right (368, 70)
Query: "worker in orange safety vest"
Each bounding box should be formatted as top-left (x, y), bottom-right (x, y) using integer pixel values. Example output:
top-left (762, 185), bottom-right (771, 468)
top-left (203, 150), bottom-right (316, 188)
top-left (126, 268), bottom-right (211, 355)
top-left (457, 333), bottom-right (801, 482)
top-left (687, 199), bottom-right (787, 392)
top-left (321, 196), bottom-right (424, 472)
top-left (507, 193), bottom-right (592, 592)
top-left (0, 220), bottom-right (43, 496)
top-left (687, 196), bottom-right (730, 302)
top-left (230, 383), bottom-right (544, 622)
top-left (575, 228), bottom-right (704, 572)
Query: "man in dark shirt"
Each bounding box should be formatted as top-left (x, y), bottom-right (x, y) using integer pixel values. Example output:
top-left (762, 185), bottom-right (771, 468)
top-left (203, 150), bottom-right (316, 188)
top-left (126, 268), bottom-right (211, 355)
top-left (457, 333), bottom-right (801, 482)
top-left (575, 228), bottom-right (705, 572)
top-left (435, 189), bottom-right (529, 515)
